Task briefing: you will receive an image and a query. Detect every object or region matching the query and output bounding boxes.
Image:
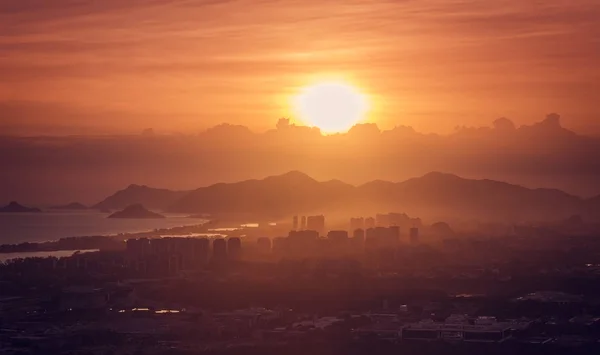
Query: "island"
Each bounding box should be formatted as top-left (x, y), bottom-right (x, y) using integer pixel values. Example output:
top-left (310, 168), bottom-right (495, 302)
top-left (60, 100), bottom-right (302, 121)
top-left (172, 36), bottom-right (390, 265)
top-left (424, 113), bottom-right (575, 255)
top-left (0, 201), bottom-right (42, 213)
top-left (108, 203), bottom-right (165, 219)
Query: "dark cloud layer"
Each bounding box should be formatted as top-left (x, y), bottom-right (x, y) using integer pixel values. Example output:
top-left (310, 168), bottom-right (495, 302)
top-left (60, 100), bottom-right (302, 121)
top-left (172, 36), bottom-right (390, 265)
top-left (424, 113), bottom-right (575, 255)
top-left (2, 114), bottom-right (600, 205)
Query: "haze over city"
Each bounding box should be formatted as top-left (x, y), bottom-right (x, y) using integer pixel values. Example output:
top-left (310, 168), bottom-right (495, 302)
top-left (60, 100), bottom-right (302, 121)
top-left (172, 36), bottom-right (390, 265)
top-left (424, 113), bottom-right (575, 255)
top-left (2, 1), bottom-right (600, 354)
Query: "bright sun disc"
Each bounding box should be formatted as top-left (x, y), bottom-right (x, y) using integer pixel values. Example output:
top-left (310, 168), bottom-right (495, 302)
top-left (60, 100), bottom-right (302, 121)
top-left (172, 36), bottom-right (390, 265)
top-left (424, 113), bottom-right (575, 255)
top-left (294, 81), bottom-right (369, 133)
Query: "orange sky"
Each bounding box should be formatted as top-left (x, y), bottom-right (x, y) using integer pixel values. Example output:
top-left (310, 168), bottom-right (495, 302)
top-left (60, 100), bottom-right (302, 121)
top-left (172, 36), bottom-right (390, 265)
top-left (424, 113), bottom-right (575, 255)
top-left (1, 0), bottom-right (599, 135)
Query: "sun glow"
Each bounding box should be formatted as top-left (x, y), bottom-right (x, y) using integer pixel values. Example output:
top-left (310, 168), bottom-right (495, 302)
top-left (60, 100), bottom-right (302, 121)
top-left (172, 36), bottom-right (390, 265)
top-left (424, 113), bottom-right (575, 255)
top-left (293, 81), bottom-right (369, 133)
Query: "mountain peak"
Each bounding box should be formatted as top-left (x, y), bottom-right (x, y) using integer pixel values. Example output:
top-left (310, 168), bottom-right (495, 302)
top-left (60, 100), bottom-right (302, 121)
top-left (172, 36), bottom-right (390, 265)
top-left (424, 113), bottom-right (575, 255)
top-left (1, 201), bottom-right (41, 213)
top-left (420, 171), bottom-right (462, 181)
top-left (108, 203), bottom-right (165, 219)
top-left (126, 184), bottom-right (146, 189)
top-left (268, 171), bottom-right (317, 183)
top-left (543, 113), bottom-right (561, 128)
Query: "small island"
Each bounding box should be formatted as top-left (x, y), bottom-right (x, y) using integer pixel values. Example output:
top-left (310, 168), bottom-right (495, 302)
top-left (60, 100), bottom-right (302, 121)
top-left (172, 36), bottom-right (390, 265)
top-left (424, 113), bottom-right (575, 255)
top-left (0, 201), bottom-right (42, 213)
top-left (108, 204), bottom-right (165, 219)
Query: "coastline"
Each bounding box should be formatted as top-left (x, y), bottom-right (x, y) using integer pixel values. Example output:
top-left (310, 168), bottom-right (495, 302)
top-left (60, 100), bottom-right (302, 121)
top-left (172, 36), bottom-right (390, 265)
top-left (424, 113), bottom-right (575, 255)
top-left (0, 222), bottom-right (214, 255)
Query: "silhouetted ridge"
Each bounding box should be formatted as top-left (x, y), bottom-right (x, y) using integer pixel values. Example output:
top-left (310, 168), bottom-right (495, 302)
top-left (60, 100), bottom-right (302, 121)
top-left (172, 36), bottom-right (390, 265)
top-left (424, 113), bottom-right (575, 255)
top-left (94, 184), bottom-right (189, 211)
top-left (263, 170), bottom-right (317, 185)
top-left (161, 172), bottom-right (594, 222)
top-left (108, 204), bottom-right (165, 219)
top-left (168, 172), bottom-right (352, 217)
top-left (0, 201), bottom-right (41, 213)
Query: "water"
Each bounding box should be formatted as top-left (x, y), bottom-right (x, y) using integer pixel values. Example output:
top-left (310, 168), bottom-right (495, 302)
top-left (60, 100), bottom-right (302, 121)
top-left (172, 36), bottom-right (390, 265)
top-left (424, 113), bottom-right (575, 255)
top-left (0, 211), bottom-right (207, 244)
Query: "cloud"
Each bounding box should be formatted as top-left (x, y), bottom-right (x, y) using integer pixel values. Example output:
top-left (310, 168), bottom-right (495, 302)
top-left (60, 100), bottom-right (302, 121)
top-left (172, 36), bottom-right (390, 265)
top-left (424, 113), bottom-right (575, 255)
top-left (0, 0), bottom-right (598, 133)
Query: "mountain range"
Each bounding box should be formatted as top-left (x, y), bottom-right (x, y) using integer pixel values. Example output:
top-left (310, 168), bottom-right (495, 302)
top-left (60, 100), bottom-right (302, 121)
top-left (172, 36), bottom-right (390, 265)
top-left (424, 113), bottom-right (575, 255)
top-left (3, 113), bottom-right (600, 206)
top-left (94, 171), bottom-right (600, 223)
top-left (93, 184), bottom-right (189, 211)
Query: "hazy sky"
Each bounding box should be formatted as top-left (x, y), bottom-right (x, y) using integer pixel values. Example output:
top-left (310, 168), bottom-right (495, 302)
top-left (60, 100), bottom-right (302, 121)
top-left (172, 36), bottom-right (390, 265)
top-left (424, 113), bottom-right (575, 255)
top-left (1, 0), bottom-right (599, 135)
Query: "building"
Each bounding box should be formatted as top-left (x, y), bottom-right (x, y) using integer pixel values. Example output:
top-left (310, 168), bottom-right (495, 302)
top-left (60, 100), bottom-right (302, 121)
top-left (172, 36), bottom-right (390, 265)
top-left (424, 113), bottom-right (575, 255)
top-left (306, 215), bottom-right (325, 234)
top-left (292, 216), bottom-right (299, 231)
top-left (126, 238), bottom-right (150, 257)
top-left (327, 230), bottom-right (349, 253)
top-left (376, 214), bottom-right (390, 227)
top-left (212, 238), bottom-right (227, 260)
top-left (388, 226), bottom-right (400, 245)
top-left (366, 226), bottom-right (400, 250)
top-left (257, 237), bottom-right (271, 254)
top-left (353, 228), bottom-right (365, 241)
top-left (401, 316), bottom-right (516, 343)
top-left (410, 227), bottom-right (419, 244)
top-left (288, 230), bottom-right (319, 257)
top-left (272, 237), bottom-right (288, 255)
top-left (327, 230), bottom-right (349, 242)
top-left (365, 217), bottom-right (376, 229)
top-left (227, 237), bottom-right (242, 260)
top-left (193, 237), bottom-right (210, 266)
top-left (352, 229), bottom-right (365, 251)
top-left (300, 216), bottom-right (307, 230)
top-left (350, 217), bottom-right (365, 231)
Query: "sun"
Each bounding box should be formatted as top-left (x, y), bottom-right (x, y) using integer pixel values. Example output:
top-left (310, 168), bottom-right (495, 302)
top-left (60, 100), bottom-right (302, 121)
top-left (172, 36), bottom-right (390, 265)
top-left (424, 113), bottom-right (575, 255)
top-left (293, 81), bottom-right (369, 133)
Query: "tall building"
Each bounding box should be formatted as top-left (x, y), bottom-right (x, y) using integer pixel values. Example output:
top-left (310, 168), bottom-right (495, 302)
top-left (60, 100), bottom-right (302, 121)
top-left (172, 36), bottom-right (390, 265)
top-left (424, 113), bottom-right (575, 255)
top-left (272, 236), bottom-right (289, 255)
top-left (300, 216), bottom-right (307, 230)
top-left (328, 230), bottom-right (349, 242)
top-left (328, 230), bottom-right (349, 254)
top-left (350, 217), bottom-right (365, 231)
top-left (353, 228), bottom-right (365, 241)
top-left (389, 226), bottom-right (400, 245)
top-left (410, 227), bottom-right (419, 244)
top-left (288, 230), bottom-right (319, 256)
top-left (351, 228), bottom-right (365, 251)
top-left (126, 238), bottom-right (150, 257)
top-left (365, 228), bottom-right (378, 251)
top-left (365, 226), bottom-right (400, 250)
top-left (365, 217), bottom-right (376, 229)
top-left (292, 216), bottom-right (299, 231)
top-left (194, 238), bottom-right (210, 266)
top-left (227, 237), bottom-right (242, 260)
top-left (257, 237), bottom-right (272, 254)
top-left (306, 215), bottom-right (325, 234)
top-left (376, 214), bottom-right (390, 227)
top-left (212, 238), bottom-right (227, 260)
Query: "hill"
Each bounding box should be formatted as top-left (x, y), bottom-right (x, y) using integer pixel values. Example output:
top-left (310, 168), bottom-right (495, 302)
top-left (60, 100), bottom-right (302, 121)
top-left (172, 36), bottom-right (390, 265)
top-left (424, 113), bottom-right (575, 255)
top-left (94, 184), bottom-right (189, 211)
top-left (355, 172), bottom-right (583, 222)
top-left (108, 204), bottom-right (165, 219)
top-left (0, 201), bottom-right (42, 213)
top-left (161, 171), bottom-right (590, 222)
top-left (168, 171), bottom-right (354, 219)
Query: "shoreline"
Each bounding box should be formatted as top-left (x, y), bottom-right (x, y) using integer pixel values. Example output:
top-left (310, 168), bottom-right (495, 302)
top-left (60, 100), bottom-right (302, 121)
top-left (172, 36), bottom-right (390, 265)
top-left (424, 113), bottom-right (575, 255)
top-left (0, 222), bottom-right (215, 255)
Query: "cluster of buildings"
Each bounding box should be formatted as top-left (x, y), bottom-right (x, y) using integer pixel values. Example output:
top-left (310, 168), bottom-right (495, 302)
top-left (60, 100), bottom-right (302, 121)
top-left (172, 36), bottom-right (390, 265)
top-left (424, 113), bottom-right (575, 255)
top-left (124, 214), bottom-right (426, 271)
top-left (126, 237), bottom-right (241, 275)
top-left (292, 215), bottom-right (326, 234)
top-left (400, 315), bottom-right (528, 342)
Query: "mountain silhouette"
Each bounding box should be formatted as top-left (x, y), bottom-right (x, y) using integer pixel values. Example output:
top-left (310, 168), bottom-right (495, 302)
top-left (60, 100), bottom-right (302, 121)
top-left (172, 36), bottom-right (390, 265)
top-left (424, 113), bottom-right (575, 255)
top-left (358, 172), bottom-right (583, 222)
top-left (93, 171), bottom-right (593, 222)
top-left (585, 195), bottom-right (600, 220)
top-left (4, 113), bottom-right (600, 205)
top-left (169, 171), bottom-right (354, 219)
top-left (108, 204), bottom-right (165, 219)
top-left (94, 184), bottom-right (189, 211)
top-left (0, 201), bottom-right (42, 213)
